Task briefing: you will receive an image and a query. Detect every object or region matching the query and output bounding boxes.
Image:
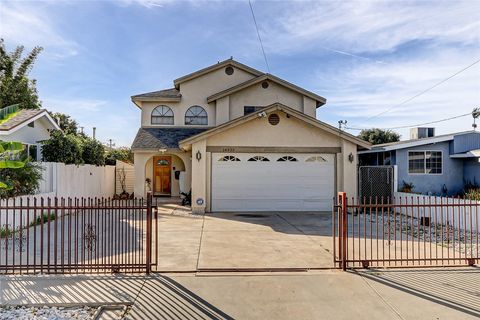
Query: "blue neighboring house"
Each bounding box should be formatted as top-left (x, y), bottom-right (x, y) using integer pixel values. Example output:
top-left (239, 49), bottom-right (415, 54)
top-left (358, 128), bottom-right (480, 196)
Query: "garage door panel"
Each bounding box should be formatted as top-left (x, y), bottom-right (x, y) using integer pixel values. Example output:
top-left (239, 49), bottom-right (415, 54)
top-left (212, 153), bottom-right (334, 212)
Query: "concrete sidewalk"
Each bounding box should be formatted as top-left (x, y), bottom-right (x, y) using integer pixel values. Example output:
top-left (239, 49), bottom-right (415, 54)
top-left (1, 268), bottom-right (479, 319)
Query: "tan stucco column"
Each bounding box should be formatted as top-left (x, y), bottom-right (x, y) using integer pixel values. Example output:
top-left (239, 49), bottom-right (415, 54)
top-left (191, 140), bottom-right (207, 214)
top-left (133, 152), bottom-right (149, 198)
top-left (339, 140), bottom-right (358, 198)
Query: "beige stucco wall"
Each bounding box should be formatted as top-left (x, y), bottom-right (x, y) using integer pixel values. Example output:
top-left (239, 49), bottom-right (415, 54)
top-left (139, 66), bottom-right (256, 128)
top-left (133, 150), bottom-right (191, 198)
top-left (189, 110), bottom-right (359, 213)
top-left (138, 66), bottom-right (322, 128)
top-left (228, 82), bottom-right (304, 119)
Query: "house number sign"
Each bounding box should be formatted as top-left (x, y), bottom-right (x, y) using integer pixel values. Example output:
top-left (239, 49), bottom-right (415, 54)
top-left (221, 147), bottom-right (236, 152)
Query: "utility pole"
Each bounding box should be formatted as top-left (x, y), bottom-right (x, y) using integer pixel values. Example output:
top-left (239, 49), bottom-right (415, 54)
top-left (93, 127), bottom-right (96, 140)
top-left (108, 139), bottom-right (114, 148)
top-left (473, 108), bottom-right (479, 131)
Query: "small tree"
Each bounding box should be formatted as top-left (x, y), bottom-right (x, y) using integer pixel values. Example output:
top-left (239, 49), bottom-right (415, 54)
top-left (105, 147), bottom-right (134, 165)
top-left (41, 130), bottom-right (83, 165)
top-left (358, 128), bottom-right (400, 145)
top-left (82, 137), bottom-right (105, 166)
top-left (0, 39), bottom-right (43, 110)
top-left (48, 112), bottom-right (78, 135)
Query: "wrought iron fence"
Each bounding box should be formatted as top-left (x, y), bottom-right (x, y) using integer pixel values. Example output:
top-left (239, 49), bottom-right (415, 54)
top-left (0, 192), bottom-right (156, 274)
top-left (333, 192), bottom-right (479, 270)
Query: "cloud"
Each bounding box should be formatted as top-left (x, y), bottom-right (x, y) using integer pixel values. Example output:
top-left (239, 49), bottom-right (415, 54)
top-left (0, 1), bottom-right (79, 58)
top-left (43, 98), bottom-right (108, 113)
top-left (316, 48), bottom-right (480, 138)
top-left (263, 1), bottom-right (480, 54)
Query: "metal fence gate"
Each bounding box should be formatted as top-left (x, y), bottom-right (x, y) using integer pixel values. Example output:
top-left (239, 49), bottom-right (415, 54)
top-left (333, 192), bottom-right (479, 270)
top-left (358, 166), bottom-right (394, 203)
top-left (0, 192), bottom-right (157, 274)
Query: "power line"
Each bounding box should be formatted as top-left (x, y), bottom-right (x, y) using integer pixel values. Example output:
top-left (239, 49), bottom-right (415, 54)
top-left (248, 0), bottom-right (270, 73)
top-left (346, 112), bottom-right (472, 131)
top-left (363, 58), bottom-right (480, 122)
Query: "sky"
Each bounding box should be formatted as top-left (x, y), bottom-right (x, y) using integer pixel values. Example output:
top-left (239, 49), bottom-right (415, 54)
top-left (1, 0), bottom-right (479, 147)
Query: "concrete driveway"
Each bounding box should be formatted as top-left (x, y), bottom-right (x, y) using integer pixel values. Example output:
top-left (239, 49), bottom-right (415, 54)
top-left (154, 205), bottom-right (334, 272)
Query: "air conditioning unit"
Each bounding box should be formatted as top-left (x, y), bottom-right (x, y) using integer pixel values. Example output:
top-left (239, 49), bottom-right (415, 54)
top-left (410, 127), bottom-right (435, 140)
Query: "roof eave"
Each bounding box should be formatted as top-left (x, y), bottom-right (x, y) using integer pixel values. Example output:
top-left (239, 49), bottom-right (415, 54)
top-left (173, 59), bottom-right (264, 89)
top-left (179, 103), bottom-right (371, 149)
top-left (206, 74), bottom-right (327, 106)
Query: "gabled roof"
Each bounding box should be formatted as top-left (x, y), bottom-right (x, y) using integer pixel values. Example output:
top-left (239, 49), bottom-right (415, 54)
top-left (173, 58), bottom-right (264, 89)
top-left (179, 102), bottom-right (371, 150)
top-left (358, 130), bottom-right (478, 154)
top-left (207, 74), bottom-right (327, 107)
top-left (131, 127), bottom-right (209, 151)
top-left (0, 109), bottom-right (60, 135)
top-left (131, 88), bottom-right (181, 101)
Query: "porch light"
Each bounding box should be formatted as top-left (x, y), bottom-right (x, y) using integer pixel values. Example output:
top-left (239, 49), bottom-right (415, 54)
top-left (158, 148), bottom-right (167, 153)
top-left (348, 153), bottom-right (354, 163)
top-left (196, 150), bottom-right (202, 161)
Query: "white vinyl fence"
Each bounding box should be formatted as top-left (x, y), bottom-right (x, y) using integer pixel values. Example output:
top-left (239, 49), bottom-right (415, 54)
top-left (1, 162), bottom-right (115, 228)
top-left (394, 192), bottom-right (480, 233)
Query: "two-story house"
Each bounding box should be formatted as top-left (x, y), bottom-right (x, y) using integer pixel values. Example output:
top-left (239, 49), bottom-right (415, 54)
top-left (131, 59), bottom-right (370, 213)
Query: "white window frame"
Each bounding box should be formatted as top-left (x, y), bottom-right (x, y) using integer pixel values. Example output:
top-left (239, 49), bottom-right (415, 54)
top-left (407, 150), bottom-right (443, 175)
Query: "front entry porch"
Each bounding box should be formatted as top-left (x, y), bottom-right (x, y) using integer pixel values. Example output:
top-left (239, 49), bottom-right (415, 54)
top-left (133, 150), bottom-right (192, 199)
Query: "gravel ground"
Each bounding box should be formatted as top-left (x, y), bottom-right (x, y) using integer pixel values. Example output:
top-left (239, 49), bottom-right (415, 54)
top-left (365, 212), bottom-right (479, 255)
top-left (0, 306), bottom-right (96, 320)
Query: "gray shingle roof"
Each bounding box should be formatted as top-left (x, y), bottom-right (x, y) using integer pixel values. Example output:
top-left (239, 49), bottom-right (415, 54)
top-left (131, 127), bottom-right (208, 150)
top-left (0, 109), bottom-right (45, 131)
top-left (131, 88), bottom-right (181, 99)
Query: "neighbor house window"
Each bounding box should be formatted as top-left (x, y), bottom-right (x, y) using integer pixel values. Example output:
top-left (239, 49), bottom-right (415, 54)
top-left (151, 105), bottom-right (174, 125)
top-left (28, 145), bottom-right (38, 161)
top-left (244, 106), bottom-right (265, 115)
top-left (408, 151), bottom-right (442, 174)
top-left (185, 106), bottom-right (208, 125)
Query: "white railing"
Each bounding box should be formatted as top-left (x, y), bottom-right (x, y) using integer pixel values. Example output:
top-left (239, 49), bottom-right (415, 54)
top-left (394, 192), bottom-right (480, 232)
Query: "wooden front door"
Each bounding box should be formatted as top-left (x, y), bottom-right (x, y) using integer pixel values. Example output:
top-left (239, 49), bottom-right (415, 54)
top-left (153, 156), bottom-right (171, 196)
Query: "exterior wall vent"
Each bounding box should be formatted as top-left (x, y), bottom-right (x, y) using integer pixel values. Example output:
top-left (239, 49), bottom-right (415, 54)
top-left (268, 114), bottom-right (280, 126)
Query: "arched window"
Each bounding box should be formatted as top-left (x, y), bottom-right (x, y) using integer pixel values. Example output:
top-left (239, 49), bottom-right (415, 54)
top-left (185, 106), bottom-right (208, 125)
top-left (219, 155), bottom-right (241, 162)
top-left (277, 156), bottom-right (298, 162)
top-left (151, 105), bottom-right (174, 125)
top-left (248, 156), bottom-right (270, 162)
top-left (306, 156), bottom-right (327, 163)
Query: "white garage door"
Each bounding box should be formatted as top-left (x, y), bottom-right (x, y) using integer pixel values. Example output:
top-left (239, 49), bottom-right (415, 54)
top-left (211, 153), bottom-right (335, 212)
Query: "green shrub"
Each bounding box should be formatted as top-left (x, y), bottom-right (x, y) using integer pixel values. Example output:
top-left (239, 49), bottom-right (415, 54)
top-left (82, 137), bottom-right (105, 166)
top-left (41, 130), bottom-right (83, 164)
top-left (30, 211), bottom-right (56, 227)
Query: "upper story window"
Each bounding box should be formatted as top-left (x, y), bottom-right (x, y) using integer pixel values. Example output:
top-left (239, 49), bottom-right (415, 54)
top-left (244, 106), bottom-right (265, 116)
top-left (151, 105), bottom-right (174, 125)
top-left (408, 151), bottom-right (442, 175)
top-left (185, 106), bottom-right (208, 125)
